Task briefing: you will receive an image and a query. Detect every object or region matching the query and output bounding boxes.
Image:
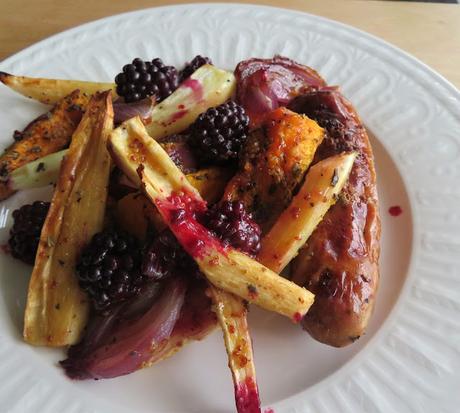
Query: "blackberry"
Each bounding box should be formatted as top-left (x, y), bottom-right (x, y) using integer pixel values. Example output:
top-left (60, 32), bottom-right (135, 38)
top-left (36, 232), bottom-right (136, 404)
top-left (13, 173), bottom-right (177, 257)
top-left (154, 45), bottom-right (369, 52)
top-left (180, 55), bottom-right (213, 82)
top-left (8, 201), bottom-right (50, 265)
top-left (76, 229), bottom-right (146, 312)
top-left (115, 58), bottom-right (179, 103)
top-left (190, 101), bottom-right (250, 163)
top-left (204, 201), bottom-right (261, 257)
top-left (142, 230), bottom-right (201, 280)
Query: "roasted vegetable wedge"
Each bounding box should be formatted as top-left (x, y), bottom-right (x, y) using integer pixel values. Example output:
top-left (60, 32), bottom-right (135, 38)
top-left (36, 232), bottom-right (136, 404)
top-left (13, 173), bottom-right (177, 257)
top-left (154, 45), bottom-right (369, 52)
top-left (146, 65), bottom-right (236, 140)
top-left (0, 90), bottom-right (89, 200)
top-left (209, 287), bottom-right (261, 413)
top-left (0, 71), bottom-right (116, 105)
top-left (258, 152), bottom-right (356, 273)
top-left (8, 149), bottom-right (68, 191)
top-left (224, 107), bottom-right (324, 232)
top-left (109, 117), bottom-right (314, 320)
top-left (186, 167), bottom-right (233, 204)
top-left (116, 167), bottom-right (232, 239)
top-left (23, 92), bottom-right (113, 346)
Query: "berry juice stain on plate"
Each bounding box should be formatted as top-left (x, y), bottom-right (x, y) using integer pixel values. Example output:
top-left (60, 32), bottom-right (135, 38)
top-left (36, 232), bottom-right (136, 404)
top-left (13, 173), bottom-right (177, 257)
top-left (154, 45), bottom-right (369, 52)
top-left (388, 205), bottom-right (403, 217)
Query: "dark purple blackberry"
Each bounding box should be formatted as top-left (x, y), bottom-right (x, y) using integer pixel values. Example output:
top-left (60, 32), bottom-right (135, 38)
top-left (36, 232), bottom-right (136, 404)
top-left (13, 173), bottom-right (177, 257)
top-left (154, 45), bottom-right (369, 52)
top-left (142, 231), bottom-right (201, 280)
top-left (77, 229), bottom-right (147, 312)
top-left (190, 101), bottom-right (250, 163)
top-left (8, 201), bottom-right (49, 265)
top-left (180, 55), bottom-right (213, 82)
top-left (115, 58), bottom-right (179, 103)
top-left (204, 201), bottom-right (261, 257)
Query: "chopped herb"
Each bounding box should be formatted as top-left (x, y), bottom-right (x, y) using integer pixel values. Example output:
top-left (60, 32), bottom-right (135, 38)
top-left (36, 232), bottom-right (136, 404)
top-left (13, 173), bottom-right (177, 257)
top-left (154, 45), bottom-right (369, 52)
top-left (47, 236), bottom-right (56, 247)
top-left (247, 284), bottom-right (257, 295)
top-left (36, 162), bottom-right (46, 172)
top-left (29, 146), bottom-right (42, 154)
top-left (55, 303), bottom-right (61, 310)
top-left (13, 130), bottom-right (23, 141)
top-left (268, 183), bottom-right (278, 195)
top-left (331, 168), bottom-right (339, 186)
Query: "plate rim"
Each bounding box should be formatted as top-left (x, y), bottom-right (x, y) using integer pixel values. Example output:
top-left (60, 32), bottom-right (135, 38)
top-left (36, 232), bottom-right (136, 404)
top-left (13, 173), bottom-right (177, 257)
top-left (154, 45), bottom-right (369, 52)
top-left (0, 3), bottom-right (459, 413)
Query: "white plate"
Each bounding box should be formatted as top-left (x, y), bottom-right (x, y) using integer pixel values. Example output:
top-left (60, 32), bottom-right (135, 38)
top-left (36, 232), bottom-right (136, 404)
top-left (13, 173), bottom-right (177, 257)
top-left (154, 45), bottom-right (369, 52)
top-left (0, 4), bottom-right (459, 413)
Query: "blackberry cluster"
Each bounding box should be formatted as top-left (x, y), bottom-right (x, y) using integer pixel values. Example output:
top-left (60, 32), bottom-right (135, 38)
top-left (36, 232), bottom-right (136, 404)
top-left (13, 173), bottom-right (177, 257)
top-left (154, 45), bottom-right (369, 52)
top-left (142, 230), bottom-right (201, 280)
top-left (115, 58), bottom-right (179, 103)
top-left (76, 229), bottom-right (146, 312)
top-left (190, 101), bottom-right (250, 163)
top-left (8, 201), bottom-right (50, 265)
top-left (179, 55), bottom-right (213, 82)
top-left (204, 201), bottom-right (261, 257)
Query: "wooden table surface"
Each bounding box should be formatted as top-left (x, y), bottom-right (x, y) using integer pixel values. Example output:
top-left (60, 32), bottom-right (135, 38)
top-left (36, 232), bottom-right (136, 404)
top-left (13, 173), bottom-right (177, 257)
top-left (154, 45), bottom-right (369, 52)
top-left (0, 0), bottom-right (459, 89)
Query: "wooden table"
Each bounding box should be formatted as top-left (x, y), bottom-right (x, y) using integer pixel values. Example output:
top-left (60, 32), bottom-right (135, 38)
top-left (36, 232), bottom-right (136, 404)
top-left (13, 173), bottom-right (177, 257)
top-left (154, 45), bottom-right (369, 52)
top-left (0, 0), bottom-right (459, 89)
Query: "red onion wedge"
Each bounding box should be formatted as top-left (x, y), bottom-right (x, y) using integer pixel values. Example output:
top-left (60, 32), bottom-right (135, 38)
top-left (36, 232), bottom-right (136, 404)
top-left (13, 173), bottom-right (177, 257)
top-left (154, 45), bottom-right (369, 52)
top-left (113, 96), bottom-right (155, 125)
top-left (61, 278), bottom-right (186, 380)
top-left (235, 55), bottom-right (326, 127)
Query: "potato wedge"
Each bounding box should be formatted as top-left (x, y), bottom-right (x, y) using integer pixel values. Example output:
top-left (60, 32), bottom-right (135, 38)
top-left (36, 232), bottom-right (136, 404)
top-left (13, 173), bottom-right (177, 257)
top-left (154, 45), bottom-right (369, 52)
top-left (24, 92), bottom-right (113, 346)
top-left (109, 117), bottom-right (314, 321)
top-left (0, 71), bottom-right (116, 105)
top-left (0, 90), bottom-right (89, 200)
top-left (145, 64), bottom-right (236, 140)
top-left (257, 152), bottom-right (356, 273)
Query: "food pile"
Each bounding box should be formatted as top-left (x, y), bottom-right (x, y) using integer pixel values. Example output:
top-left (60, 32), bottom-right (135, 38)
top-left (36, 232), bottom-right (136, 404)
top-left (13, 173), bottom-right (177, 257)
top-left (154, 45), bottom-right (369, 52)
top-left (0, 54), bottom-right (380, 413)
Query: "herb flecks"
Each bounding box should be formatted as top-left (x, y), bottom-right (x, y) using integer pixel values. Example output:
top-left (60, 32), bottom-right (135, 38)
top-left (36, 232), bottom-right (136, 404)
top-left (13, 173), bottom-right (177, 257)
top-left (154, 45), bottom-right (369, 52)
top-left (331, 168), bottom-right (339, 186)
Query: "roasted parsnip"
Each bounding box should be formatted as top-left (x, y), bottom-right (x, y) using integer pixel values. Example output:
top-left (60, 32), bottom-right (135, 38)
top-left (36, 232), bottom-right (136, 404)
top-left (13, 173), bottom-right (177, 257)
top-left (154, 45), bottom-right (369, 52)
top-left (257, 152), bottom-right (356, 273)
top-left (23, 92), bottom-right (113, 346)
top-left (8, 149), bottom-right (68, 191)
top-left (209, 287), bottom-right (261, 413)
top-left (145, 65), bottom-right (236, 140)
top-left (116, 167), bottom-right (232, 239)
top-left (0, 71), bottom-right (116, 105)
top-left (109, 117), bottom-right (314, 320)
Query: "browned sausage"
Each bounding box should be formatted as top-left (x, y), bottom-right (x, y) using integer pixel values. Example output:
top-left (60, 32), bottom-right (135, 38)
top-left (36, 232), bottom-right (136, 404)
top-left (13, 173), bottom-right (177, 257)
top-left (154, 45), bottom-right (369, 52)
top-left (288, 90), bottom-right (380, 347)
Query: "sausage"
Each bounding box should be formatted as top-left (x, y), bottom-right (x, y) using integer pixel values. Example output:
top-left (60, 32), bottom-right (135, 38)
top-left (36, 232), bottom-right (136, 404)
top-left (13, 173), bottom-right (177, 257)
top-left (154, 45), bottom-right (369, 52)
top-left (288, 90), bottom-right (380, 347)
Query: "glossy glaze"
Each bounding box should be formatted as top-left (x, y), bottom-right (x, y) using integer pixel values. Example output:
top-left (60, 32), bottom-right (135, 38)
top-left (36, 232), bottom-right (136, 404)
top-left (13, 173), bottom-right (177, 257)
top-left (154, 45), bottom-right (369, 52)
top-left (289, 91), bottom-right (380, 347)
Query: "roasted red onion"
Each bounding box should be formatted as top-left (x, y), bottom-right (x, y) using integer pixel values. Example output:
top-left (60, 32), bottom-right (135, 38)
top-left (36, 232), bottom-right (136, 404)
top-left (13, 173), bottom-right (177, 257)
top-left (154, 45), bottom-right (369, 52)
top-left (235, 55), bottom-right (327, 127)
top-left (113, 96), bottom-right (155, 125)
top-left (61, 278), bottom-right (186, 380)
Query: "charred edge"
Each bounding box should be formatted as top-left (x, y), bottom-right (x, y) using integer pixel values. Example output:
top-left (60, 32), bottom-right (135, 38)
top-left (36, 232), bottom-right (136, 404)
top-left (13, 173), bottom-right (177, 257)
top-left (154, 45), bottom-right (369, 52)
top-left (0, 71), bottom-right (11, 83)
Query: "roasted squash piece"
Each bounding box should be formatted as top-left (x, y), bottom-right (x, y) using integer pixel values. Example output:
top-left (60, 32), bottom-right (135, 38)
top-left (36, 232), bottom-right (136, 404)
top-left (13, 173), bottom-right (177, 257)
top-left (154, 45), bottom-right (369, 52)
top-left (224, 107), bottom-right (324, 232)
top-left (23, 92), bottom-right (113, 346)
top-left (0, 90), bottom-right (89, 200)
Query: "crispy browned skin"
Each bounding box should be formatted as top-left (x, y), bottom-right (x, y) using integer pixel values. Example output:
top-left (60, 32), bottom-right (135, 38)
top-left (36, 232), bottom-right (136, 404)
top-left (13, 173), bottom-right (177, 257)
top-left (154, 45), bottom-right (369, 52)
top-left (0, 90), bottom-right (88, 200)
top-left (288, 90), bottom-right (380, 347)
top-left (224, 107), bottom-right (324, 232)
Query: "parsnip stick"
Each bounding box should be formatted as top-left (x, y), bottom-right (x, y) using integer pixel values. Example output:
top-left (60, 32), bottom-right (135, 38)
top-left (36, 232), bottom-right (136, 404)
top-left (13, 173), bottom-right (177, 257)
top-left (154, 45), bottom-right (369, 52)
top-left (209, 287), bottom-right (260, 413)
top-left (257, 152), bottom-right (356, 273)
top-left (145, 65), bottom-right (235, 140)
top-left (0, 71), bottom-right (116, 105)
top-left (109, 117), bottom-right (314, 321)
top-left (24, 92), bottom-right (113, 346)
